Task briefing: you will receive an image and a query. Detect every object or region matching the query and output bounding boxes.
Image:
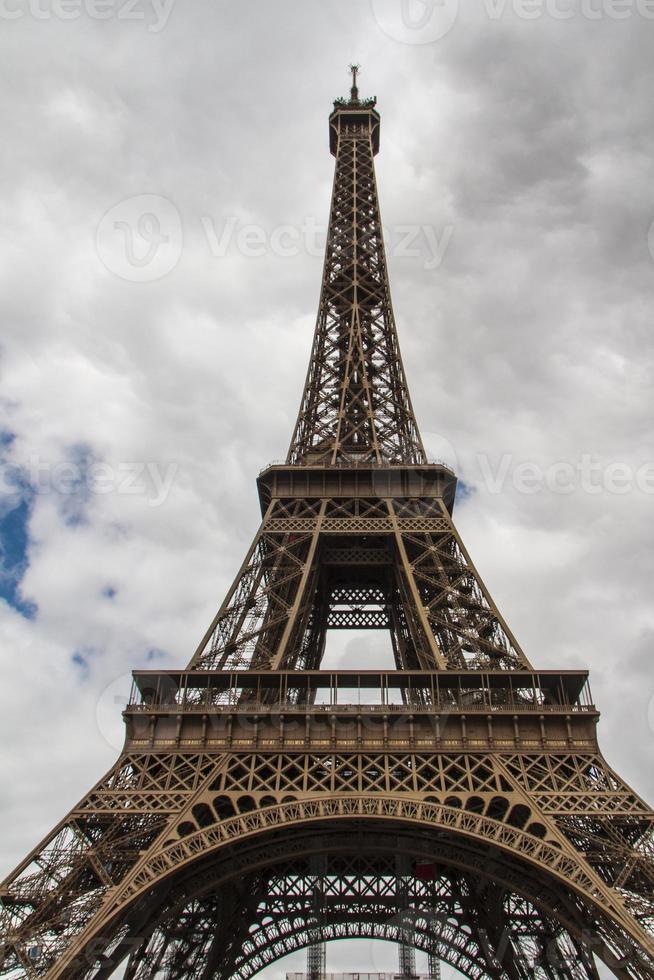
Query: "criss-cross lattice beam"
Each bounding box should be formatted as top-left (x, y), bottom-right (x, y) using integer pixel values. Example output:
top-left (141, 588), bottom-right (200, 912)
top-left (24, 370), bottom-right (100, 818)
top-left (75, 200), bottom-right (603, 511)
top-left (287, 98), bottom-right (425, 465)
top-left (1, 77), bottom-right (653, 980)
top-left (108, 858), bottom-right (606, 980)
top-left (190, 497), bottom-right (530, 673)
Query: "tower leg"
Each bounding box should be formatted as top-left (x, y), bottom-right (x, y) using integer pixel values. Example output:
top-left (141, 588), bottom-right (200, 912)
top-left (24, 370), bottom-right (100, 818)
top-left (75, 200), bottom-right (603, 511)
top-left (306, 940), bottom-right (326, 980)
top-left (307, 854), bottom-right (326, 980)
top-left (427, 950), bottom-right (441, 980)
top-left (397, 854), bottom-right (417, 979)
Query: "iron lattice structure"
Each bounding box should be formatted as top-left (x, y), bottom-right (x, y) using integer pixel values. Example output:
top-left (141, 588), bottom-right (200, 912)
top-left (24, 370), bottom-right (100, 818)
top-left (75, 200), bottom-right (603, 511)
top-left (1, 71), bottom-right (654, 980)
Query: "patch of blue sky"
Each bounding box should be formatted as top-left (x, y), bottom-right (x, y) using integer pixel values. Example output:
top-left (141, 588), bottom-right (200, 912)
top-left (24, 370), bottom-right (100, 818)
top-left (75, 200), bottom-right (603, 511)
top-left (0, 429), bottom-right (37, 618)
top-left (57, 443), bottom-right (100, 528)
top-left (455, 479), bottom-right (475, 504)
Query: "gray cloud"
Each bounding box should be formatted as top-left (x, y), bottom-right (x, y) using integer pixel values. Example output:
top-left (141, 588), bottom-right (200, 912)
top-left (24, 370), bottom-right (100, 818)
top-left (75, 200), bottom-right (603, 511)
top-left (0, 2), bottom-right (653, 977)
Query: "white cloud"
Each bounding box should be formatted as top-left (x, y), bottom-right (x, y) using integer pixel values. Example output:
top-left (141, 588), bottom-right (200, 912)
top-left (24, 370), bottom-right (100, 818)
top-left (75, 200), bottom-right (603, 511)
top-left (0, 3), bottom-right (652, 977)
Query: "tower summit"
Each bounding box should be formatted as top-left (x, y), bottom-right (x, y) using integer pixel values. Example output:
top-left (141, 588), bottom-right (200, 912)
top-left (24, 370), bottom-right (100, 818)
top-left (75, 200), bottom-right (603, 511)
top-left (295, 66), bottom-right (413, 464)
top-left (348, 62), bottom-right (360, 101)
top-left (1, 72), bottom-right (653, 980)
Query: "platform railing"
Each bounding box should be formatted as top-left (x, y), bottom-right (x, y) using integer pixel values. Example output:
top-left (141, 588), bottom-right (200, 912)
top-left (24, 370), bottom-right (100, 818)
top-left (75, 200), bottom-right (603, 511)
top-left (126, 697), bottom-right (596, 715)
top-left (260, 458), bottom-right (455, 475)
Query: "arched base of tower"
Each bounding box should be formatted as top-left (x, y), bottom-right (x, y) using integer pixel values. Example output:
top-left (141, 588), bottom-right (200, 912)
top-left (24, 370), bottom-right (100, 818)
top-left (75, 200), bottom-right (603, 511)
top-left (80, 815), bottom-right (643, 980)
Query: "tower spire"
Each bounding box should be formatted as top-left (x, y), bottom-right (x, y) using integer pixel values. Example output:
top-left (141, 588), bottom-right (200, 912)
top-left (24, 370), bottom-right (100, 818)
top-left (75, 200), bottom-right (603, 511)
top-left (289, 69), bottom-right (423, 465)
top-left (0, 75), bottom-right (652, 980)
top-left (349, 62), bottom-right (360, 103)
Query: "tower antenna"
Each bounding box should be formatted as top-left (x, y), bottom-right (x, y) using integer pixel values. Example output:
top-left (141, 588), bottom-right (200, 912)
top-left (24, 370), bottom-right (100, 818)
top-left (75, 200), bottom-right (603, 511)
top-left (349, 62), bottom-right (360, 102)
top-left (1, 75), bottom-right (652, 980)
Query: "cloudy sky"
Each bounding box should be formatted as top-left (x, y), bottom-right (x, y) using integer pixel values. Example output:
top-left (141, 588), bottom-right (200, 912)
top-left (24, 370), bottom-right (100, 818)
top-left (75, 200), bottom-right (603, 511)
top-left (1, 1), bottom-right (654, 976)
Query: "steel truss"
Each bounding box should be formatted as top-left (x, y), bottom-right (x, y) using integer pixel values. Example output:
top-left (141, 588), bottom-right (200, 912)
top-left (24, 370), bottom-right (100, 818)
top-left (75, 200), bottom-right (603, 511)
top-left (120, 853), bottom-right (603, 980)
top-left (1, 70), bottom-right (653, 980)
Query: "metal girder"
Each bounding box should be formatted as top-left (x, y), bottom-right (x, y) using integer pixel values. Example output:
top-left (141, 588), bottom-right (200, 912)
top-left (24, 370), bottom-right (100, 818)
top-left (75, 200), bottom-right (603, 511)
top-left (189, 497), bottom-right (530, 672)
top-left (1, 70), bottom-right (653, 980)
top-left (287, 79), bottom-right (425, 467)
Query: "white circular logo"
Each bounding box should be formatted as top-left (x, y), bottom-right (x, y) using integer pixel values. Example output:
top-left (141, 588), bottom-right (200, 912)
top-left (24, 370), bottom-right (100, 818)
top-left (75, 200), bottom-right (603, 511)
top-left (422, 430), bottom-right (460, 474)
top-left (371, 0), bottom-right (459, 44)
top-left (96, 194), bottom-right (182, 283)
top-left (647, 218), bottom-right (654, 266)
top-left (647, 692), bottom-right (654, 737)
top-left (95, 670), bottom-right (134, 751)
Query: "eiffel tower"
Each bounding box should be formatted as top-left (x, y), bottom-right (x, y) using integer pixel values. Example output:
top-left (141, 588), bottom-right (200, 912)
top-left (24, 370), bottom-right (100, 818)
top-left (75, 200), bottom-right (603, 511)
top-left (1, 67), bottom-right (654, 980)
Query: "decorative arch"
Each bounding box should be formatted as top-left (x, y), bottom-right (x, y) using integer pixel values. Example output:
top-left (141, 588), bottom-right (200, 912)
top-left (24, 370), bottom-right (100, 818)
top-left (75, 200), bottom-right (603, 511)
top-left (67, 803), bottom-right (647, 980)
top-left (111, 796), bottom-right (618, 921)
top-left (116, 831), bottom-right (605, 980)
top-left (200, 917), bottom-right (484, 980)
top-left (231, 908), bottom-right (506, 979)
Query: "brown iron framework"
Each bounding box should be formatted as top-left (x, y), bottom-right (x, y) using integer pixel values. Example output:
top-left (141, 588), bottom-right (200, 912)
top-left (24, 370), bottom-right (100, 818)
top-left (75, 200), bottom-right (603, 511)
top-left (1, 69), bottom-right (653, 980)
